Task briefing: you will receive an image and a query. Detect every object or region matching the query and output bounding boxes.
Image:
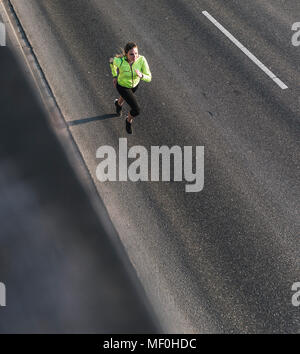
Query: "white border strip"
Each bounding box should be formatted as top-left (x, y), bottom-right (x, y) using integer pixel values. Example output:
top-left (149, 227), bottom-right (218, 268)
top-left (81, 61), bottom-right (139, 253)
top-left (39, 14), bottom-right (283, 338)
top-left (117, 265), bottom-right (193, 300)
top-left (202, 11), bottom-right (288, 90)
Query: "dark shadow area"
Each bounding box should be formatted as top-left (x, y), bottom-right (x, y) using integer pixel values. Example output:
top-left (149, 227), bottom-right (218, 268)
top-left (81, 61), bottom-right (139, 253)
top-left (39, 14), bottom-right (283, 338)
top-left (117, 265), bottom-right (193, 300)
top-left (0, 47), bottom-right (159, 333)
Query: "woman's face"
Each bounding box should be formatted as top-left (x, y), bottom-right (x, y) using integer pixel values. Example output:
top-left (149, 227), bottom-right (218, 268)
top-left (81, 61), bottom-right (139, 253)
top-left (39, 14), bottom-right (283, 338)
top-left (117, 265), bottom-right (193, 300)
top-left (126, 47), bottom-right (139, 62)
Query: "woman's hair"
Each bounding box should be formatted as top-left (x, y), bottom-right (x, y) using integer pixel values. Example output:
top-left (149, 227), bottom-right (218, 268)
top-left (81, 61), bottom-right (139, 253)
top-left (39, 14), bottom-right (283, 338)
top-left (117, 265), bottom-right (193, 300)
top-left (115, 42), bottom-right (138, 58)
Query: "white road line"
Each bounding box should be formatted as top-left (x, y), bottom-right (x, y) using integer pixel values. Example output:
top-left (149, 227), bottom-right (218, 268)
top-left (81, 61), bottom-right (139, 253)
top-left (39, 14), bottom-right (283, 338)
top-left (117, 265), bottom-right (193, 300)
top-left (202, 10), bottom-right (288, 90)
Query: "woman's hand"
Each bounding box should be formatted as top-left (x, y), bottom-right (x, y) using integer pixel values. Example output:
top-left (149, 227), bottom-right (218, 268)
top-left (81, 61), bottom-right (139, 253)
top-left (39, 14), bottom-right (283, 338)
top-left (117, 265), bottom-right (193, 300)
top-left (135, 69), bottom-right (143, 78)
top-left (113, 78), bottom-right (117, 87)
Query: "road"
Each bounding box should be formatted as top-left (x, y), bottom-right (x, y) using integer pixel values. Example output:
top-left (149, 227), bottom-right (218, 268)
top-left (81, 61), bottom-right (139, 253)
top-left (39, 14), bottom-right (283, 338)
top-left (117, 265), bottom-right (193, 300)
top-left (5, 0), bottom-right (300, 333)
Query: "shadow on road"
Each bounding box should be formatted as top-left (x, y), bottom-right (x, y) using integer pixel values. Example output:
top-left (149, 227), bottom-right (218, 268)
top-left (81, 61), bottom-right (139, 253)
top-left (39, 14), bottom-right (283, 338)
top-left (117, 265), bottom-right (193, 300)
top-left (68, 113), bottom-right (117, 126)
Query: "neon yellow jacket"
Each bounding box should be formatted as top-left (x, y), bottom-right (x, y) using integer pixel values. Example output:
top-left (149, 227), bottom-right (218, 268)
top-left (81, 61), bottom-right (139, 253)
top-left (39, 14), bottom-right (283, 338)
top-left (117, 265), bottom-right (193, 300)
top-left (110, 55), bottom-right (152, 88)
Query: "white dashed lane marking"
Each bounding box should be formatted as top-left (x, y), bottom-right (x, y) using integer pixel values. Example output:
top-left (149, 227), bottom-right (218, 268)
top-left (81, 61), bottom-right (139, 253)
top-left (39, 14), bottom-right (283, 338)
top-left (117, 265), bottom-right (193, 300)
top-left (202, 10), bottom-right (288, 90)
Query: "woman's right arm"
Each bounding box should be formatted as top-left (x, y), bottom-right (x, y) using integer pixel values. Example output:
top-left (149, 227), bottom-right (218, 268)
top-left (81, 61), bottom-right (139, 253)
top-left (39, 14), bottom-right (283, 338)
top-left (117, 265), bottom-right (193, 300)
top-left (109, 57), bottom-right (119, 86)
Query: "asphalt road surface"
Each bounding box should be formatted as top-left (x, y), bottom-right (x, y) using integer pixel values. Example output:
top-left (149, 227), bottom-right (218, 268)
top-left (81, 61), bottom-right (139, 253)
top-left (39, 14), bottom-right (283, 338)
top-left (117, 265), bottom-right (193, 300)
top-left (6, 0), bottom-right (300, 333)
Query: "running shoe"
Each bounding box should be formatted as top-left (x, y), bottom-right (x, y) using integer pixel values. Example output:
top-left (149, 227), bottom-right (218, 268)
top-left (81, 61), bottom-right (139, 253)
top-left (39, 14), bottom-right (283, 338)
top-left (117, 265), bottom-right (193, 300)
top-left (114, 99), bottom-right (122, 116)
top-left (125, 118), bottom-right (132, 134)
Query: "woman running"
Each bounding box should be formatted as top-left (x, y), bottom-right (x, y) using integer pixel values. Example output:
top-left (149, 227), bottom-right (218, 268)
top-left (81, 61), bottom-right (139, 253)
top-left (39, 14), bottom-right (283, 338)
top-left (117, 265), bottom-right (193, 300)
top-left (109, 42), bottom-right (152, 134)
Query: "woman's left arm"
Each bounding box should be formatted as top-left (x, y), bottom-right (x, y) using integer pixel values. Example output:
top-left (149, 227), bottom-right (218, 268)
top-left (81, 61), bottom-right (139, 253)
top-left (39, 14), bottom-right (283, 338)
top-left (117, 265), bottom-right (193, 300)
top-left (141, 57), bottom-right (152, 82)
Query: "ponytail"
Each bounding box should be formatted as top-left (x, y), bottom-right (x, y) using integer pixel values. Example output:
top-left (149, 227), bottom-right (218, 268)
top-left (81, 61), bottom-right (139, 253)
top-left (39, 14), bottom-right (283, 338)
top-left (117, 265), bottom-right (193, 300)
top-left (115, 47), bottom-right (125, 58)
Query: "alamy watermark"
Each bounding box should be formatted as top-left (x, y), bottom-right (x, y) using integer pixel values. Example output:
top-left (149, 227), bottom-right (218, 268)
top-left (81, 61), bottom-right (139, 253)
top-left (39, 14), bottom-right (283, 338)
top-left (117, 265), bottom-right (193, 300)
top-left (0, 282), bottom-right (6, 306)
top-left (291, 22), bottom-right (300, 46)
top-left (96, 138), bottom-right (204, 193)
top-left (0, 22), bottom-right (6, 47)
top-left (292, 282), bottom-right (300, 307)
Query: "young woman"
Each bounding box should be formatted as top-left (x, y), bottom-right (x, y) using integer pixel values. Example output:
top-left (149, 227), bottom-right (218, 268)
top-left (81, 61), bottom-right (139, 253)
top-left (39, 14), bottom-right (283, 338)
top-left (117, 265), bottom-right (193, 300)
top-left (109, 42), bottom-right (152, 134)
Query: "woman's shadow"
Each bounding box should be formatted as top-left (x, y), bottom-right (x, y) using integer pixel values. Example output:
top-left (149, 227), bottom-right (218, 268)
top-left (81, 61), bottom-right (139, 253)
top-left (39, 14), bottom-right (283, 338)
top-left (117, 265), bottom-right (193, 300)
top-left (68, 113), bottom-right (118, 127)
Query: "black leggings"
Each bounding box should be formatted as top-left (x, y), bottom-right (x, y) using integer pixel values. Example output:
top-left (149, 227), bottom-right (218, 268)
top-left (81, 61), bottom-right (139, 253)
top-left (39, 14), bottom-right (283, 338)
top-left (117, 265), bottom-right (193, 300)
top-left (116, 83), bottom-right (140, 117)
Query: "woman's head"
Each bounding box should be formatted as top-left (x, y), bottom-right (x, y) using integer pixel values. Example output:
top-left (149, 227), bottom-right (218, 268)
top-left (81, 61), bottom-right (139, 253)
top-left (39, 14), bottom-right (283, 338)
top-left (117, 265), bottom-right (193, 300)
top-left (124, 42), bottom-right (139, 62)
